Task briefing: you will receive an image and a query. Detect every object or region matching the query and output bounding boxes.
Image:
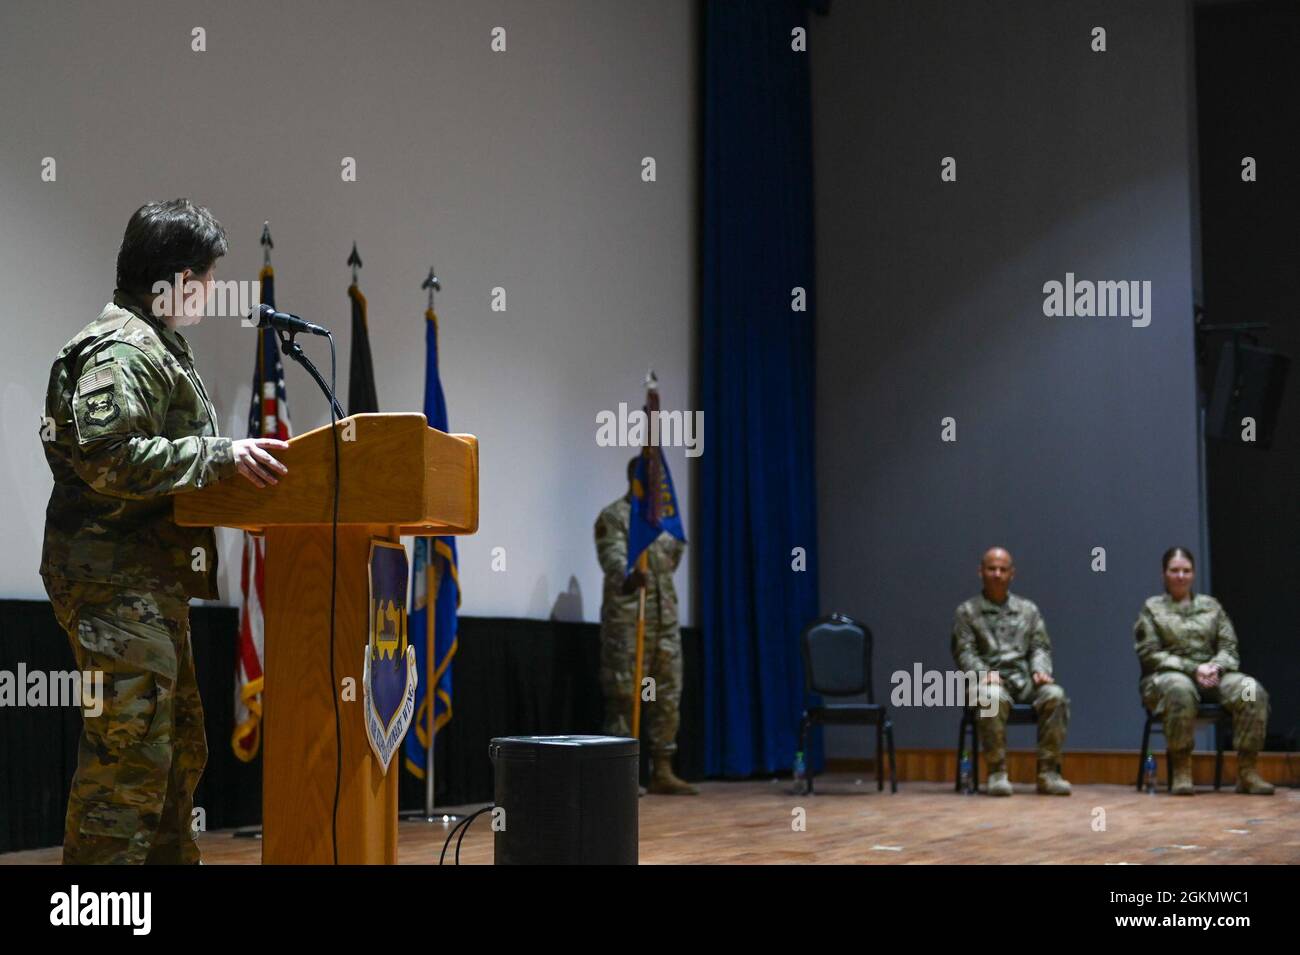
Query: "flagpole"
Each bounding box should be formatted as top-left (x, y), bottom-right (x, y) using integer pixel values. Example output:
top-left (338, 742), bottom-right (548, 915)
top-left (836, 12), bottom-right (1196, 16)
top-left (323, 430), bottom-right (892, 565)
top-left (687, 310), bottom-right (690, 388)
top-left (630, 369), bottom-right (657, 742)
top-left (423, 560), bottom-right (438, 818)
top-left (422, 270), bottom-right (440, 819)
top-left (399, 550), bottom-right (460, 825)
top-left (232, 222), bottom-right (278, 842)
top-left (631, 550), bottom-right (648, 738)
top-left (402, 266), bottom-right (460, 827)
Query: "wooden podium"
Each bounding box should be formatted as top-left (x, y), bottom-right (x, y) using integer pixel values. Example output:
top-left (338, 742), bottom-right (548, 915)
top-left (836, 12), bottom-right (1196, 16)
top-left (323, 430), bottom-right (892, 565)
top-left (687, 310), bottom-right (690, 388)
top-left (175, 413), bottom-right (478, 864)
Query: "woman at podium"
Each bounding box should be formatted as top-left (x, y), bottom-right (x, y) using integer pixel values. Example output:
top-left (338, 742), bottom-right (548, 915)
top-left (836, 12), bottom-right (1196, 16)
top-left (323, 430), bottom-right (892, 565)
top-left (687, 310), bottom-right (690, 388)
top-left (38, 198), bottom-right (288, 864)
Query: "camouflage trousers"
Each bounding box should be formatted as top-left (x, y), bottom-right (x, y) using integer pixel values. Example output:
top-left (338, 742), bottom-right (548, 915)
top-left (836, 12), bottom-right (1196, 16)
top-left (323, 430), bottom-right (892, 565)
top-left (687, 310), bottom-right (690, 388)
top-left (598, 620), bottom-right (682, 757)
top-left (1141, 670), bottom-right (1269, 754)
top-left (44, 577), bottom-right (207, 865)
top-left (975, 681), bottom-right (1069, 770)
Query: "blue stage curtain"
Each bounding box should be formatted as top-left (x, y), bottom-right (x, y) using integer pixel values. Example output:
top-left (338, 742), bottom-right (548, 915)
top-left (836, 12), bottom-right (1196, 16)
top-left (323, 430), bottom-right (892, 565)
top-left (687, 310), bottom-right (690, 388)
top-left (699, 0), bottom-right (820, 777)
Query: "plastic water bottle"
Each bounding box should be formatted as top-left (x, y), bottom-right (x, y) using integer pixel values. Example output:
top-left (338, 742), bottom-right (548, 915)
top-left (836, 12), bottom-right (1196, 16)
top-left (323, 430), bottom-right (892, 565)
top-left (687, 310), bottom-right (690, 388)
top-left (959, 750), bottom-right (973, 794)
top-left (792, 751), bottom-right (807, 794)
top-left (1144, 752), bottom-right (1157, 794)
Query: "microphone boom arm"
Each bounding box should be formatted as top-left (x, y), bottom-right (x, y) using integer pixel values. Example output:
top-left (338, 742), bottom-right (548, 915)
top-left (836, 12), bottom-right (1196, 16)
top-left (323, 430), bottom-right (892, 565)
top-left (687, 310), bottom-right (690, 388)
top-left (276, 328), bottom-right (345, 420)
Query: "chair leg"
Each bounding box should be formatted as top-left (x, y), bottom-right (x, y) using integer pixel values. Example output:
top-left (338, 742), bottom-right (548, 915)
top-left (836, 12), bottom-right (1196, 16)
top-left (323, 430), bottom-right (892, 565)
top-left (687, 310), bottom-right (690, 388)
top-left (799, 713), bottom-right (813, 795)
top-left (887, 722), bottom-right (898, 794)
top-left (808, 720), bottom-right (817, 795)
top-left (955, 713), bottom-right (967, 792)
top-left (1137, 714), bottom-right (1152, 791)
top-left (875, 721), bottom-right (884, 792)
top-left (1214, 719), bottom-right (1224, 791)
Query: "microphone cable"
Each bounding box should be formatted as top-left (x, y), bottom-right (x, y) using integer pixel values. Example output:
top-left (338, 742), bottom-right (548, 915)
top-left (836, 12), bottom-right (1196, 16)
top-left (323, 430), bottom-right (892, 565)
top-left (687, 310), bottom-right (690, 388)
top-left (269, 318), bottom-right (345, 864)
top-left (327, 331), bottom-right (342, 866)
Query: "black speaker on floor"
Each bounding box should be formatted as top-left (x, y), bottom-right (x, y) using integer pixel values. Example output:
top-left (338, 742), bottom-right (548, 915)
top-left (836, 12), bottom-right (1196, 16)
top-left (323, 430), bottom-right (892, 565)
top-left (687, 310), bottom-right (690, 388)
top-left (489, 735), bottom-right (638, 865)
top-left (1205, 341), bottom-right (1290, 448)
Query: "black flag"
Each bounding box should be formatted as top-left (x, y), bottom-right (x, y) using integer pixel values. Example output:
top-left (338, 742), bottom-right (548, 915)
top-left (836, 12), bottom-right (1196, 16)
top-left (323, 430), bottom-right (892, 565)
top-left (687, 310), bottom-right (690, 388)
top-left (347, 282), bottom-right (379, 415)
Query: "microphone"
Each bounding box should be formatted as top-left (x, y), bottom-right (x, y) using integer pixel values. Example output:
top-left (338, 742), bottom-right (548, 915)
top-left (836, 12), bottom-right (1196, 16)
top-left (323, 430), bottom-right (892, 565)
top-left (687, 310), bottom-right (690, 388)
top-left (255, 303), bottom-right (346, 420)
top-left (251, 303), bottom-right (330, 337)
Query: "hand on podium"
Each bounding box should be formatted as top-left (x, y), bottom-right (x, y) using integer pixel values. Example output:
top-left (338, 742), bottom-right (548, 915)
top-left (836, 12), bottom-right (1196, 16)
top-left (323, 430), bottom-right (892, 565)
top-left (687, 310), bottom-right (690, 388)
top-left (232, 438), bottom-right (289, 488)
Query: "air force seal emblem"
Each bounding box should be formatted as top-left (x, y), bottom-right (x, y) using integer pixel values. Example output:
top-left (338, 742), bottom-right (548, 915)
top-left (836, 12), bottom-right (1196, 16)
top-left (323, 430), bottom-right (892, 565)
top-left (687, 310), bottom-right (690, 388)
top-left (364, 540), bottom-right (418, 773)
top-left (83, 391), bottom-right (121, 427)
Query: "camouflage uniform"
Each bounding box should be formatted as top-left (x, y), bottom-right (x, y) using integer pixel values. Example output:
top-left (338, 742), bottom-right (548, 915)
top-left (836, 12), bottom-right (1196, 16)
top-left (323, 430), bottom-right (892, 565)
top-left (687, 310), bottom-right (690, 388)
top-left (1135, 594), bottom-right (1269, 755)
top-left (951, 593), bottom-right (1069, 772)
top-left (40, 290), bottom-right (236, 863)
top-left (595, 496), bottom-right (685, 759)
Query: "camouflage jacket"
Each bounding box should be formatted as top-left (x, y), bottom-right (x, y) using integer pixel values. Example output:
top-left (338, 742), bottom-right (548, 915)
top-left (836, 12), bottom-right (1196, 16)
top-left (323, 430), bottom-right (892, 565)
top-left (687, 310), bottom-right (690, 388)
top-left (951, 592), bottom-right (1053, 696)
top-left (1134, 593), bottom-right (1240, 677)
top-left (39, 290), bottom-right (237, 599)
top-left (595, 496), bottom-right (684, 631)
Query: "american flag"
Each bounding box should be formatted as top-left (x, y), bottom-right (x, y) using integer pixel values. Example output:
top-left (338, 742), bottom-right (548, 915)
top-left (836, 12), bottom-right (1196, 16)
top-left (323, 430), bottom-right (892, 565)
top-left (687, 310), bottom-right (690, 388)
top-left (232, 264), bottom-right (291, 761)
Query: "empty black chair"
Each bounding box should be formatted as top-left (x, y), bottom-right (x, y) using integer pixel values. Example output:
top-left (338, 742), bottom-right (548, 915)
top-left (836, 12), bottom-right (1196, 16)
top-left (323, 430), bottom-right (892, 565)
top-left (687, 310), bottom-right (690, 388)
top-left (798, 612), bottom-right (897, 794)
top-left (954, 703), bottom-right (1046, 792)
top-left (1136, 703), bottom-right (1227, 791)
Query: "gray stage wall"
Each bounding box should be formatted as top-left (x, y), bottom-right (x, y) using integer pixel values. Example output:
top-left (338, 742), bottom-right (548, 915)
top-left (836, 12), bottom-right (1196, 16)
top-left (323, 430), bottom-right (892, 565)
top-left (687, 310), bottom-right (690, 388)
top-left (810, 0), bottom-right (1204, 754)
top-left (0, 0), bottom-right (698, 625)
top-left (2, 0), bottom-right (1215, 758)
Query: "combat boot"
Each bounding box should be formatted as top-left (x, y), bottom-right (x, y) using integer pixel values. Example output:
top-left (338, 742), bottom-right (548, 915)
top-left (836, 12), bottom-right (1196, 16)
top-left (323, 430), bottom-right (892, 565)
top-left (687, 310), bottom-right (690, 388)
top-left (648, 758), bottom-right (699, 795)
top-left (1169, 750), bottom-right (1194, 795)
top-left (1036, 760), bottom-right (1072, 795)
top-left (986, 763), bottom-right (1013, 797)
top-left (1236, 752), bottom-right (1275, 795)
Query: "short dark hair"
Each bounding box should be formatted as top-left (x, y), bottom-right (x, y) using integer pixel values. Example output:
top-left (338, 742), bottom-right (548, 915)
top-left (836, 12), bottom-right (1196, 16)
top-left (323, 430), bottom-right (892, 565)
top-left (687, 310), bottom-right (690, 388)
top-left (115, 199), bottom-right (228, 294)
top-left (1161, 546), bottom-right (1195, 571)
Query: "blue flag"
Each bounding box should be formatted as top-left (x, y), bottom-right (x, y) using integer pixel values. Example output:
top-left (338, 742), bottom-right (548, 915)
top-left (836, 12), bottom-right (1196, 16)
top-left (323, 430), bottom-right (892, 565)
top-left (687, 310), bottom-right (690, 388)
top-left (403, 306), bottom-right (460, 779)
top-left (626, 446), bottom-right (686, 574)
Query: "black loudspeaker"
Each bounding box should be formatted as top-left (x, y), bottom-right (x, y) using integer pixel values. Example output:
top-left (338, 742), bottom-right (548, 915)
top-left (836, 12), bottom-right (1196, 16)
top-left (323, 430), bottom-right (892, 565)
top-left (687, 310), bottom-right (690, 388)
top-left (1205, 342), bottom-right (1290, 448)
top-left (489, 735), bottom-right (639, 865)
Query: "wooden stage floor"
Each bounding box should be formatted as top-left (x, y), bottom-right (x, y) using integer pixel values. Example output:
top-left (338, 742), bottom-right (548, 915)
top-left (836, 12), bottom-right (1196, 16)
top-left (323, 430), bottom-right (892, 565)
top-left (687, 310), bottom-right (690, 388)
top-left (4, 776), bottom-right (1297, 865)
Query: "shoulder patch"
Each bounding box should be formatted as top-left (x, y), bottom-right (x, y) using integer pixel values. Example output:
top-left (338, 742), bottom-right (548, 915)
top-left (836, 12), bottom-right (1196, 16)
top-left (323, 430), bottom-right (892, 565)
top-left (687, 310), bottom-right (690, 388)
top-left (76, 363), bottom-right (117, 396)
top-left (72, 361), bottom-right (128, 444)
top-left (82, 391), bottom-right (121, 426)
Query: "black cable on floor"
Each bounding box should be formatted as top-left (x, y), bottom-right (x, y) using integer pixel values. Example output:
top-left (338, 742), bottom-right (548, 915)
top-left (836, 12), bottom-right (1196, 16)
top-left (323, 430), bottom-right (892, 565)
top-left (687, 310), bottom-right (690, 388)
top-left (439, 805), bottom-right (494, 865)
